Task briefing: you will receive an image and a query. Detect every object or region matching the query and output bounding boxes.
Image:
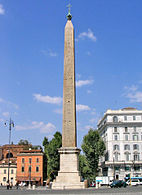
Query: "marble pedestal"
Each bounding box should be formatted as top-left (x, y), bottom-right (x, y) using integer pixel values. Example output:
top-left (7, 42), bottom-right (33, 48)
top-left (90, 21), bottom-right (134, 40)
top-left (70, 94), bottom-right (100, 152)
top-left (52, 147), bottom-right (85, 189)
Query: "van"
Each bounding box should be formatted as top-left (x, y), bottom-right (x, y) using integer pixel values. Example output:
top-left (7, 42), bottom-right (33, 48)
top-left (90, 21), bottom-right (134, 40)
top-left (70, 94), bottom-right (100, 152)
top-left (130, 179), bottom-right (140, 186)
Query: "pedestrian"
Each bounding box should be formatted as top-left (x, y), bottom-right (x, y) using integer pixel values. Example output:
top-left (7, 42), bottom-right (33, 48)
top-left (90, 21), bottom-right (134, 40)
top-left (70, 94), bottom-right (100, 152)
top-left (15, 182), bottom-right (19, 189)
top-left (10, 182), bottom-right (13, 189)
top-left (6, 181), bottom-right (9, 190)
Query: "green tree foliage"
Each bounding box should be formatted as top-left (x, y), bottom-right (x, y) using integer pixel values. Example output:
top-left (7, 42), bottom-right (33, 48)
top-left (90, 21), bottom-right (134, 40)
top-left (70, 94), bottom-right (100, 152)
top-left (42, 137), bottom-right (49, 153)
top-left (18, 139), bottom-right (31, 145)
top-left (18, 139), bottom-right (42, 150)
top-left (79, 154), bottom-right (91, 180)
top-left (81, 129), bottom-right (106, 181)
top-left (18, 139), bottom-right (32, 149)
top-left (42, 132), bottom-right (62, 181)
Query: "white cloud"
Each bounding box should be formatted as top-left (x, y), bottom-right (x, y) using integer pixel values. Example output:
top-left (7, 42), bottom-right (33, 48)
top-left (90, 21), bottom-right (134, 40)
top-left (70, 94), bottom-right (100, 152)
top-left (127, 92), bottom-right (142, 103)
top-left (41, 49), bottom-right (57, 57)
top-left (15, 121), bottom-right (56, 134)
top-left (84, 125), bottom-right (94, 130)
top-left (0, 4), bottom-right (5, 15)
top-left (124, 85), bottom-right (138, 92)
top-left (0, 97), bottom-right (19, 109)
top-left (53, 108), bottom-right (62, 114)
top-left (89, 118), bottom-right (96, 123)
top-left (33, 94), bottom-right (62, 105)
top-left (87, 90), bottom-right (92, 94)
top-left (2, 112), bottom-right (10, 117)
top-left (76, 104), bottom-right (91, 112)
top-left (76, 73), bottom-right (81, 79)
top-left (78, 29), bottom-right (96, 42)
top-left (124, 85), bottom-right (142, 103)
top-left (75, 38), bottom-right (79, 42)
top-left (76, 79), bottom-right (94, 87)
top-left (86, 51), bottom-right (91, 56)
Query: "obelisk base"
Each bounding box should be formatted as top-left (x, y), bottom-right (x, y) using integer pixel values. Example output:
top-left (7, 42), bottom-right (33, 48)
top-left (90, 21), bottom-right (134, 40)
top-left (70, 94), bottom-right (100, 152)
top-left (52, 147), bottom-right (85, 189)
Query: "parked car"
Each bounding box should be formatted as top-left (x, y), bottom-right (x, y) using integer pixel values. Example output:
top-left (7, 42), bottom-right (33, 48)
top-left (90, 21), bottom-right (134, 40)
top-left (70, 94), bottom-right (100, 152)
top-left (127, 179), bottom-right (140, 186)
top-left (90, 182), bottom-right (96, 187)
top-left (110, 180), bottom-right (127, 188)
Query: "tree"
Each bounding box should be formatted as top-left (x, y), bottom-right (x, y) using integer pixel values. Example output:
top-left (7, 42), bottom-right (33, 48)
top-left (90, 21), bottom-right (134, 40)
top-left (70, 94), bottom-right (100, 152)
top-left (18, 139), bottom-right (42, 150)
top-left (42, 137), bottom-right (49, 153)
top-left (79, 154), bottom-right (91, 180)
top-left (18, 139), bottom-right (32, 149)
top-left (42, 132), bottom-right (62, 181)
top-left (81, 129), bottom-right (106, 181)
top-left (18, 139), bottom-right (31, 145)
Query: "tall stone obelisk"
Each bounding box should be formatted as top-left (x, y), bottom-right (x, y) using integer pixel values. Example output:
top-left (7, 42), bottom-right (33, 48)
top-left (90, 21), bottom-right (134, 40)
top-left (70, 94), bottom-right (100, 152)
top-left (52, 6), bottom-right (85, 189)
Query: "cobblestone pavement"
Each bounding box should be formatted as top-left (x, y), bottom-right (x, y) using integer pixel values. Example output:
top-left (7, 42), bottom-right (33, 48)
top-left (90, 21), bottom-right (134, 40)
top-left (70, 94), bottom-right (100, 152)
top-left (0, 185), bottom-right (142, 195)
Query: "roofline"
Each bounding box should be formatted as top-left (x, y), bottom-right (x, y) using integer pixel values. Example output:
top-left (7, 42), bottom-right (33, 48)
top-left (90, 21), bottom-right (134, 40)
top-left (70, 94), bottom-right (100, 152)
top-left (98, 108), bottom-right (142, 126)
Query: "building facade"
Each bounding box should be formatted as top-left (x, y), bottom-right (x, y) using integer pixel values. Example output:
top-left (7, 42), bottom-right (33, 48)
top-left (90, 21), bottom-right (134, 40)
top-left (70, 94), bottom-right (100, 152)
top-left (16, 149), bottom-right (43, 186)
top-left (98, 108), bottom-right (142, 180)
top-left (0, 145), bottom-right (25, 185)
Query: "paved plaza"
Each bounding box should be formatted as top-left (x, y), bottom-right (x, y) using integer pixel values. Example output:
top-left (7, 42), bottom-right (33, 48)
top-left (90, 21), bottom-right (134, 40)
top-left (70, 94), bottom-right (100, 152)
top-left (0, 186), bottom-right (142, 195)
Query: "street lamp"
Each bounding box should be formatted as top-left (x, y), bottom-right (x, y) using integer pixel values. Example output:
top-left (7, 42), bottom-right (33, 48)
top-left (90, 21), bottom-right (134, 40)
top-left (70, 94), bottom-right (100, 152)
top-left (5, 118), bottom-right (14, 188)
top-left (113, 154), bottom-right (115, 180)
top-left (28, 158), bottom-right (32, 189)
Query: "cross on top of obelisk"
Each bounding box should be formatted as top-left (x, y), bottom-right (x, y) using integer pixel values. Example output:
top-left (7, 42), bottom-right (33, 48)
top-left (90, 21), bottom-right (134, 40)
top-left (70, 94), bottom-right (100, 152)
top-left (67, 3), bottom-right (72, 20)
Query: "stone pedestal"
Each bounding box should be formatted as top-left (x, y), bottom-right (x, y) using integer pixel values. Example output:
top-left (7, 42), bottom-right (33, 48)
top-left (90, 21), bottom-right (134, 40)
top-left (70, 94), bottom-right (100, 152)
top-left (52, 147), bottom-right (85, 189)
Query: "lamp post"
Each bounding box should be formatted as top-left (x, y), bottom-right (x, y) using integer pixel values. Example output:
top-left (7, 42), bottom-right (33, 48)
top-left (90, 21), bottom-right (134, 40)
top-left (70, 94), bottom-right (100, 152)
top-left (28, 158), bottom-right (32, 189)
top-left (4, 118), bottom-right (14, 189)
top-left (113, 155), bottom-right (115, 180)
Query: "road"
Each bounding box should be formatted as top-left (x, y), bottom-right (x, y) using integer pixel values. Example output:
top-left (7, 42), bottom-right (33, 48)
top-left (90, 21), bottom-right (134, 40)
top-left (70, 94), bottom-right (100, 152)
top-left (0, 185), bottom-right (142, 195)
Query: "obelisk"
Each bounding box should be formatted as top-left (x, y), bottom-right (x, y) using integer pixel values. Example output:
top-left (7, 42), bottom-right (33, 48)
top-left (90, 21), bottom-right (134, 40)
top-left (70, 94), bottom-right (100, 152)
top-left (52, 6), bottom-right (85, 189)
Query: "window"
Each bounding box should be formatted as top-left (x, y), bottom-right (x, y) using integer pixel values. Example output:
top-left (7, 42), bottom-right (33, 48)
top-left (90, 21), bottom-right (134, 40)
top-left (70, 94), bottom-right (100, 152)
top-left (124, 116), bottom-right (127, 121)
top-left (11, 169), bottom-right (14, 174)
top-left (125, 166), bottom-right (130, 171)
top-left (29, 158), bottom-right (32, 163)
top-left (21, 166), bottom-right (24, 172)
top-left (133, 144), bottom-right (139, 150)
top-left (125, 127), bottom-right (128, 133)
top-left (114, 153), bottom-right (119, 161)
top-left (114, 127), bottom-right (117, 133)
top-left (133, 135), bottom-right (138, 141)
top-left (6, 153), bottom-right (13, 158)
top-left (3, 177), bottom-right (6, 182)
top-left (113, 145), bottom-right (119, 151)
top-left (134, 166), bottom-right (140, 171)
top-left (36, 158), bottom-right (39, 163)
top-left (36, 166), bottom-right (39, 172)
top-left (114, 135), bottom-right (118, 140)
top-left (134, 127), bottom-right (136, 132)
top-left (115, 166), bottom-right (120, 170)
top-left (133, 116), bottom-right (136, 120)
top-left (134, 154), bottom-right (139, 161)
top-left (124, 144), bottom-right (130, 150)
top-left (22, 158), bottom-right (25, 163)
top-left (125, 134), bottom-right (128, 141)
top-left (29, 166), bottom-right (31, 172)
top-left (4, 169), bottom-right (6, 174)
top-left (125, 153), bottom-right (130, 161)
top-left (113, 116), bottom-right (118, 123)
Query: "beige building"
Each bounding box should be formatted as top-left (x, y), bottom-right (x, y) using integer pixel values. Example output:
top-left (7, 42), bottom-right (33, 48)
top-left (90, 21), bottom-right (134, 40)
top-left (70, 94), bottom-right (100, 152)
top-left (0, 163), bottom-right (17, 186)
top-left (98, 108), bottom-right (142, 180)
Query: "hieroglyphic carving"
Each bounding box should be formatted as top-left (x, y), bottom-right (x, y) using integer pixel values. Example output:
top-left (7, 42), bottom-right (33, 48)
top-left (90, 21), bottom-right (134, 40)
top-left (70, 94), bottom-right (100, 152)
top-left (62, 20), bottom-right (76, 147)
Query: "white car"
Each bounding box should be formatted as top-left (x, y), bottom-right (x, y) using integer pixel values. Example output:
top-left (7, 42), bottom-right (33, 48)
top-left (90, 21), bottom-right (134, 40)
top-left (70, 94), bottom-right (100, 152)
top-left (127, 179), bottom-right (140, 186)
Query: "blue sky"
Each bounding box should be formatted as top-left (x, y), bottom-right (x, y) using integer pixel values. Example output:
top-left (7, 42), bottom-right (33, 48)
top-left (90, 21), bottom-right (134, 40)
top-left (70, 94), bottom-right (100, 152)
top-left (0, 0), bottom-right (142, 148)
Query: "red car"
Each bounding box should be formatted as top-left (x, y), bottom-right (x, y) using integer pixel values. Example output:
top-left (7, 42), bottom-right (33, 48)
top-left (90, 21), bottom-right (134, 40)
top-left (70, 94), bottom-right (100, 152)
top-left (90, 182), bottom-right (96, 187)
